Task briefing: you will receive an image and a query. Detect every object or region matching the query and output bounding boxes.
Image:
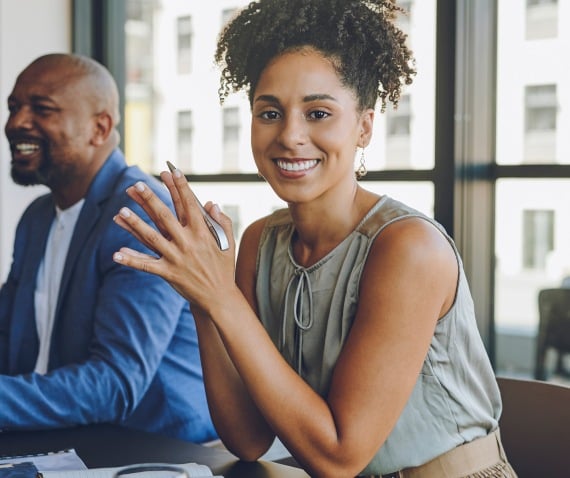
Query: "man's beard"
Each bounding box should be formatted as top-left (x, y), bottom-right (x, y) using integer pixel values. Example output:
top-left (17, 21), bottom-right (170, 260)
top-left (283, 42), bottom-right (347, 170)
top-left (11, 155), bottom-right (53, 187)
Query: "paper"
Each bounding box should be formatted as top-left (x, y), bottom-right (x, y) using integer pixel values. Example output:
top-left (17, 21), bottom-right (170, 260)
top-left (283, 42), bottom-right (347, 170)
top-left (41, 462), bottom-right (221, 478)
top-left (0, 449), bottom-right (87, 472)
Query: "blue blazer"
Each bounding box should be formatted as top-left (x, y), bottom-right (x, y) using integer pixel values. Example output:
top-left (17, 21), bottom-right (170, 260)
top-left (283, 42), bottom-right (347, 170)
top-left (0, 150), bottom-right (216, 442)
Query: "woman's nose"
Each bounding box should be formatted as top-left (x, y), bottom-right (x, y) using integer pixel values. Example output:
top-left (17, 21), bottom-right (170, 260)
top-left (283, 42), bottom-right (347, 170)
top-left (277, 113), bottom-right (308, 148)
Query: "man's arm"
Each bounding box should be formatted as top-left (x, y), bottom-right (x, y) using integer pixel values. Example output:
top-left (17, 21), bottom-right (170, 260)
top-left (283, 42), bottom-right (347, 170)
top-left (0, 193), bottom-right (197, 433)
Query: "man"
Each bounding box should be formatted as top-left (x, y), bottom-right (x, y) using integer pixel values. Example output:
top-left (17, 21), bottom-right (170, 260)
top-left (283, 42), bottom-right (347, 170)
top-left (0, 53), bottom-right (216, 442)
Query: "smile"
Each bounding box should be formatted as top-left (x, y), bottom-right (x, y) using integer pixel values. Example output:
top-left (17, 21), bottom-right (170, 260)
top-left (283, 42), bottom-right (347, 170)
top-left (13, 142), bottom-right (40, 156)
top-left (275, 159), bottom-right (319, 172)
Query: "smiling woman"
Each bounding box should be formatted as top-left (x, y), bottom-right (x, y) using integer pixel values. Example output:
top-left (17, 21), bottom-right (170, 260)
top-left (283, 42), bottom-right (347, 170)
top-left (250, 48), bottom-right (374, 205)
top-left (112, 1), bottom-right (517, 477)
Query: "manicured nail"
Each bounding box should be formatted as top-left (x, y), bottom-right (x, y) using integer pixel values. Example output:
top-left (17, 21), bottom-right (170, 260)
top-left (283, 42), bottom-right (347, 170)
top-left (173, 168), bottom-right (182, 178)
top-left (135, 181), bottom-right (146, 192)
top-left (114, 252), bottom-right (123, 262)
top-left (119, 207), bottom-right (131, 218)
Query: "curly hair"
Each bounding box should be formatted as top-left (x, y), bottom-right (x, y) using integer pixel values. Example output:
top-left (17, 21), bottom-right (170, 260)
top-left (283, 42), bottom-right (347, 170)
top-left (214, 0), bottom-right (416, 112)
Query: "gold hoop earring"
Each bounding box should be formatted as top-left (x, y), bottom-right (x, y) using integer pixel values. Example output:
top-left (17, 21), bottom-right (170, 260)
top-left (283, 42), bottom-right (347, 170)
top-left (355, 148), bottom-right (367, 179)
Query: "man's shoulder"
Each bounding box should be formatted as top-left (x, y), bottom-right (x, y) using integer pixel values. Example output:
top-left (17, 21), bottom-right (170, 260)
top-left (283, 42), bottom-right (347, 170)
top-left (19, 192), bottom-right (53, 219)
top-left (114, 165), bottom-right (169, 200)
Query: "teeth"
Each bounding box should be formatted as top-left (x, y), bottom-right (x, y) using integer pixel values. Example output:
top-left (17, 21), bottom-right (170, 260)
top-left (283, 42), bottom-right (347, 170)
top-left (276, 159), bottom-right (318, 171)
top-left (14, 143), bottom-right (39, 155)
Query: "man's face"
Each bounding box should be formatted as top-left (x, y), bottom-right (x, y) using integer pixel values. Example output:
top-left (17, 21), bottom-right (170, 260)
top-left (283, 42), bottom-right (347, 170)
top-left (4, 62), bottom-right (97, 188)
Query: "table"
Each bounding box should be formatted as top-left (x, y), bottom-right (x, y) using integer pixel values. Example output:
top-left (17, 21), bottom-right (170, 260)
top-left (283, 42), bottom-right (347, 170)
top-left (0, 424), bottom-right (309, 478)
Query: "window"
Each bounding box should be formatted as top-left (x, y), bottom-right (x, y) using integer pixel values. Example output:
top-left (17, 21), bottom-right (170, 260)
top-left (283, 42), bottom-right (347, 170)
top-left (526, 0), bottom-right (558, 40)
top-left (177, 110), bottom-right (193, 169)
top-left (222, 107), bottom-right (240, 171)
top-left (522, 209), bottom-right (554, 269)
top-left (395, 0), bottom-right (412, 35)
top-left (221, 8), bottom-right (237, 27)
top-left (387, 94), bottom-right (411, 137)
top-left (104, 0), bottom-right (436, 242)
top-left (385, 94), bottom-right (411, 168)
top-left (491, 1), bottom-right (570, 380)
top-left (87, 0), bottom-right (570, 382)
top-left (524, 84), bottom-right (557, 163)
top-left (125, 0), bottom-right (154, 172)
top-left (177, 15), bottom-right (193, 74)
top-left (525, 84), bottom-right (557, 132)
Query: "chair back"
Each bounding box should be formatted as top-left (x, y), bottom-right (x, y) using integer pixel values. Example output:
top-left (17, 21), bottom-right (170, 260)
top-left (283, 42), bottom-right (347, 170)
top-left (497, 376), bottom-right (570, 478)
top-left (535, 288), bottom-right (570, 379)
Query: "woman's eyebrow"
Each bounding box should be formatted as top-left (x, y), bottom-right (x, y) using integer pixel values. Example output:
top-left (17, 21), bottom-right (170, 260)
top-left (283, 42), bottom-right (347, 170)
top-left (254, 93), bottom-right (338, 104)
top-left (254, 94), bottom-right (279, 104)
top-left (303, 93), bottom-right (337, 103)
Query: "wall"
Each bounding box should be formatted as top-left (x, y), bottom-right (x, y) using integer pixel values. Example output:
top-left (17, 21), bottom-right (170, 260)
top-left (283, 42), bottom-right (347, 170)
top-left (0, 0), bottom-right (71, 280)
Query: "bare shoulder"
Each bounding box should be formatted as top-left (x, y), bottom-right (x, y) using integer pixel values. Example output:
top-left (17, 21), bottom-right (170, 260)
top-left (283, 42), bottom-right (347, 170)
top-left (363, 216), bottom-right (458, 317)
top-left (238, 216), bottom-right (270, 258)
top-left (375, 216), bottom-right (455, 261)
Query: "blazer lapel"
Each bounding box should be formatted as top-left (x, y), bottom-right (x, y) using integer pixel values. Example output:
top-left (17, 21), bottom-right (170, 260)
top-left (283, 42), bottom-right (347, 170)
top-left (55, 151), bottom-right (127, 318)
top-left (10, 199), bottom-right (55, 373)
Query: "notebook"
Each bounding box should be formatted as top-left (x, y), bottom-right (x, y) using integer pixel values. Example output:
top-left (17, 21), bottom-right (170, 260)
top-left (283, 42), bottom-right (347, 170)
top-left (0, 450), bottom-right (222, 478)
top-left (0, 449), bottom-right (87, 472)
top-left (40, 463), bottom-right (222, 478)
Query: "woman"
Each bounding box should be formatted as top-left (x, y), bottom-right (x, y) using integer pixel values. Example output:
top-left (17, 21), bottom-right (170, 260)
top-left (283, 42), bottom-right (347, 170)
top-left (113, 0), bottom-right (517, 476)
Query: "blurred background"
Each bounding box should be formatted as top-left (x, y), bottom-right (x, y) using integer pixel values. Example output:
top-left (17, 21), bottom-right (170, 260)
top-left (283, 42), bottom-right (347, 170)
top-left (2, 0), bottom-right (570, 383)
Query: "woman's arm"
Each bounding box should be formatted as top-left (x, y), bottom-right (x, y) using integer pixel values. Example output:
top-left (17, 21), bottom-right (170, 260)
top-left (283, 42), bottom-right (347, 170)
top-left (192, 218), bottom-right (277, 459)
top-left (113, 171), bottom-right (458, 477)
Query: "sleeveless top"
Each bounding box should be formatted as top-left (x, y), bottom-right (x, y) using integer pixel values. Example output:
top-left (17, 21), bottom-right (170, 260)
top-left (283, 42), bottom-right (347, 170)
top-left (255, 196), bottom-right (502, 475)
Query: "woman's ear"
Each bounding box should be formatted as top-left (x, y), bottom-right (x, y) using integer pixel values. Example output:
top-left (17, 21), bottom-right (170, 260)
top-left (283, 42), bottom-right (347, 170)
top-left (358, 108), bottom-right (375, 148)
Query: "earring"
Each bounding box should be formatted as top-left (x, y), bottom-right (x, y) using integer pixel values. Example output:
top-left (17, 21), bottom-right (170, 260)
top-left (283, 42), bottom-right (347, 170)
top-left (355, 148), bottom-right (367, 179)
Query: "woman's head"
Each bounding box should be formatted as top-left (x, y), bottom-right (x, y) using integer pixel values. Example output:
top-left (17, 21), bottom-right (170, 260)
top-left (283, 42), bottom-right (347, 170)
top-left (215, 0), bottom-right (416, 112)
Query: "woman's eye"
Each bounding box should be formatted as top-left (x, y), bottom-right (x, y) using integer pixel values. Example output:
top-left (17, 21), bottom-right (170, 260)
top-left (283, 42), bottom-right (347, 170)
top-left (261, 110), bottom-right (280, 120)
top-left (308, 110), bottom-right (330, 120)
top-left (259, 110), bottom-right (281, 120)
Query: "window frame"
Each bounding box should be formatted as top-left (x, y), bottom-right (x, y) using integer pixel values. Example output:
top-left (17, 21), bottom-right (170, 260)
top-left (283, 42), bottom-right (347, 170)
top-left (72, 0), bottom-right (570, 366)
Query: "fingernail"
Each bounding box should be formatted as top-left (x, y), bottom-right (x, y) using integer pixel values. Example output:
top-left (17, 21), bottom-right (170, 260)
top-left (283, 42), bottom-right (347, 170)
top-left (173, 169), bottom-right (182, 178)
top-left (113, 252), bottom-right (123, 262)
top-left (119, 207), bottom-right (131, 218)
top-left (135, 181), bottom-right (146, 192)
top-left (212, 204), bottom-right (221, 214)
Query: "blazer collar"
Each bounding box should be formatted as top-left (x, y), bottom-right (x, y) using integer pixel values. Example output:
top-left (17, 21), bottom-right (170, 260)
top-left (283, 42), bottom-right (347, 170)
top-left (57, 149), bottom-right (128, 309)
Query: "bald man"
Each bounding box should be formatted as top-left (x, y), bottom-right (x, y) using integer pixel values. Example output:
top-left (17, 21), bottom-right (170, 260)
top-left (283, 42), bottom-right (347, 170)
top-left (1, 54), bottom-right (216, 442)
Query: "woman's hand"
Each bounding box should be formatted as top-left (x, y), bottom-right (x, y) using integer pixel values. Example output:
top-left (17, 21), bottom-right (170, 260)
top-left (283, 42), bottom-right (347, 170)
top-left (112, 168), bottom-right (237, 311)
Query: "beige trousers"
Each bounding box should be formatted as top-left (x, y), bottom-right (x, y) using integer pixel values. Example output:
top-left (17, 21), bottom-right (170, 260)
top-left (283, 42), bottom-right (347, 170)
top-left (365, 429), bottom-right (518, 478)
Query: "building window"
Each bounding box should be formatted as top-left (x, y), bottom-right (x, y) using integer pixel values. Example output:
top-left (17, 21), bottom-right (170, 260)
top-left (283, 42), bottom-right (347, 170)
top-left (526, 0), bottom-right (558, 40)
top-left (396, 0), bottom-right (413, 35)
top-left (523, 209), bottom-right (554, 269)
top-left (387, 94), bottom-right (411, 136)
top-left (385, 94), bottom-right (411, 168)
top-left (177, 110), bottom-right (193, 169)
top-left (524, 84), bottom-right (557, 162)
top-left (177, 15), bottom-right (193, 74)
top-left (221, 8), bottom-right (237, 27)
top-left (222, 107), bottom-right (240, 171)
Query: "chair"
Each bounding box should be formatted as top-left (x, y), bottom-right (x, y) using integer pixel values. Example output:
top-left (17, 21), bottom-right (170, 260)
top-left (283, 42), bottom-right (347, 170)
top-left (535, 288), bottom-right (570, 380)
top-left (497, 376), bottom-right (570, 478)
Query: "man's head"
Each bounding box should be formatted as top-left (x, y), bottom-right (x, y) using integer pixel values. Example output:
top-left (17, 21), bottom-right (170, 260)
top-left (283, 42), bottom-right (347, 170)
top-left (5, 53), bottom-right (120, 205)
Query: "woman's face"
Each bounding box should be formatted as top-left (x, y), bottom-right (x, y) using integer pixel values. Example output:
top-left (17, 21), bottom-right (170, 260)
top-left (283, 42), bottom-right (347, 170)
top-left (251, 48), bottom-right (373, 205)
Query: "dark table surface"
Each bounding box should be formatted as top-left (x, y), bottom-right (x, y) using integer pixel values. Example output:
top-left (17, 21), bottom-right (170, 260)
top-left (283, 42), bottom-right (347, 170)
top-left (0, 424), bottom-right (309, 478)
